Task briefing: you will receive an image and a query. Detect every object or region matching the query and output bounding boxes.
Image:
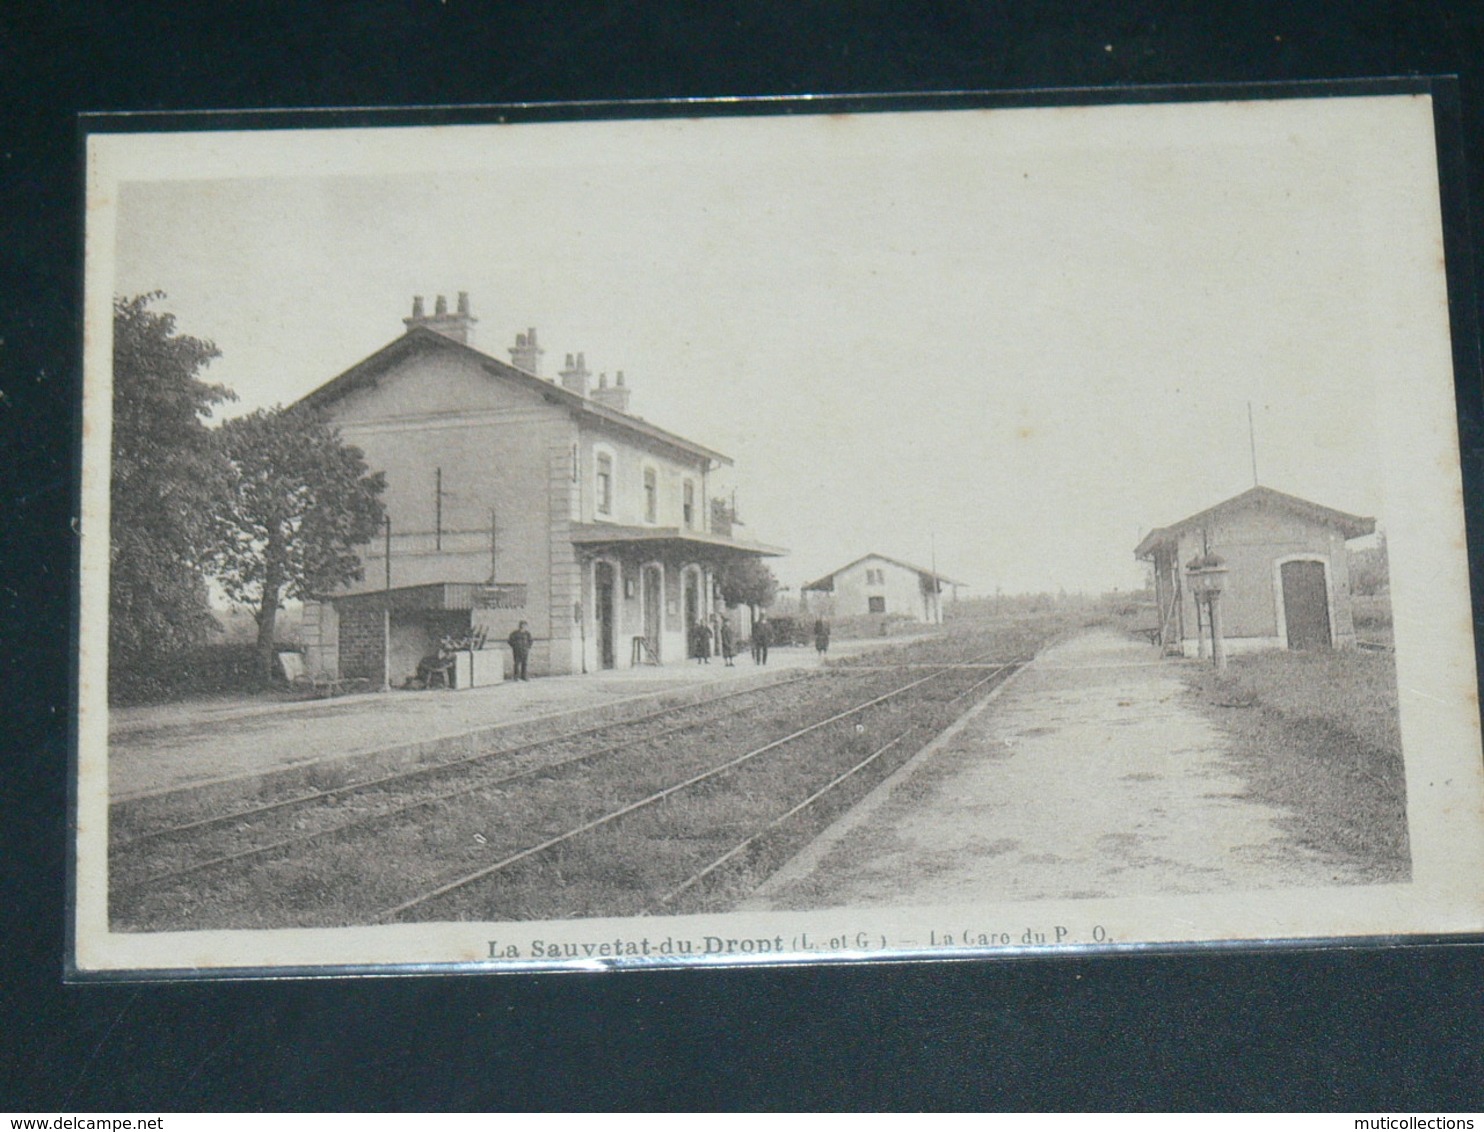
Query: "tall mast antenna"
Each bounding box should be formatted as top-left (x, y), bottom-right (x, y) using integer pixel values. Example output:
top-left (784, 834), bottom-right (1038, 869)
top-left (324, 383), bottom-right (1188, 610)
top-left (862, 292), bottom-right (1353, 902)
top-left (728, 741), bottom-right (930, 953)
top-left (1248, 401), bottom-right (1259, 487)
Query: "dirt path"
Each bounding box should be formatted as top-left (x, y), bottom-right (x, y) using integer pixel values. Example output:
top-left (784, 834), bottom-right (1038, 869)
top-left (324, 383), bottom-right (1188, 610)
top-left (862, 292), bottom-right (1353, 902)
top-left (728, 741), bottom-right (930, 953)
top-left (749, 627), bottom-right (1346, 910)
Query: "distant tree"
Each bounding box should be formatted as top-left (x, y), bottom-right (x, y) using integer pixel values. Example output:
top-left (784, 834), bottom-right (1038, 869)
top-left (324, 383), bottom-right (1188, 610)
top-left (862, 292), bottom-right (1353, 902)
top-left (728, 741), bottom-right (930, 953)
top-left (208, 406), bottom-right (386, 680)
top-left (109, 294), bottom-right (233, 702)
top-left (1350, 533), bottom-right (1390, 596)
top-left (710, 497), bottom-right (735, 537)
top-left (719, 557), bottom-right (779, 612)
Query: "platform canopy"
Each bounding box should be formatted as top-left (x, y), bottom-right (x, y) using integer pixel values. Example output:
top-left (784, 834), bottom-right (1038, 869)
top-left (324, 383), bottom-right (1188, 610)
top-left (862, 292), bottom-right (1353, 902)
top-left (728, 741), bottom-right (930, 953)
top-left (328, 581), bottom-right (528, 613)
top-left (569, 522), bottom-right (786, 559)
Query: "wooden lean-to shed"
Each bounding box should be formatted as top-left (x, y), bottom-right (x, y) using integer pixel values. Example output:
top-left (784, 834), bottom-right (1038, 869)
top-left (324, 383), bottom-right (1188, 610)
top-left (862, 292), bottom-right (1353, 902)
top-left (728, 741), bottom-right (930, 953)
top-left (1134, 486), bottom-right (1375, 657)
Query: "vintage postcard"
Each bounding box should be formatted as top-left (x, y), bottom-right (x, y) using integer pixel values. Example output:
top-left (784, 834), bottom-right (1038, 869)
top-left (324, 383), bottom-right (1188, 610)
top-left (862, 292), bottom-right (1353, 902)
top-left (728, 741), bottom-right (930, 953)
top-left (75, 89), bottom-right (1484, 976)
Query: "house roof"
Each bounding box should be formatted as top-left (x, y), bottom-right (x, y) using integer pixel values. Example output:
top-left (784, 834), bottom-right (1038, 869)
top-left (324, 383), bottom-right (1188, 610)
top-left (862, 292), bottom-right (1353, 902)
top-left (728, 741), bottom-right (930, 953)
top-left (801, 552), bottom-right (967, 592)
top-left (1134, 486), bottom-right (1376, 560)
top-left (570, 523), bottom-right (786, 558)
top-left (297, 327), bottom-right (733, 466)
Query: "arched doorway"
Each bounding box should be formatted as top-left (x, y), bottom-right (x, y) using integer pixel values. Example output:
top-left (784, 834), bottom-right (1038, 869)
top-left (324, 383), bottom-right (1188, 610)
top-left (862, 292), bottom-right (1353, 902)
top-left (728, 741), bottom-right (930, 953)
top-left (642, 563), bottom-right (663, 662)
top-left (1281, 559), bottom-right (1332, 649)
top-left (683, 566), bottom-right (701, 657)
top-left (594, 561), bottom-right (616, 669)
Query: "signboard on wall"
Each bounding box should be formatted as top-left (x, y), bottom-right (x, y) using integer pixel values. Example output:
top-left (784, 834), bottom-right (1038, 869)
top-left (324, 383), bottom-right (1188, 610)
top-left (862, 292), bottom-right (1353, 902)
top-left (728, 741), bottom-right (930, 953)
top-left (475, 584), bottom-right (528, 610)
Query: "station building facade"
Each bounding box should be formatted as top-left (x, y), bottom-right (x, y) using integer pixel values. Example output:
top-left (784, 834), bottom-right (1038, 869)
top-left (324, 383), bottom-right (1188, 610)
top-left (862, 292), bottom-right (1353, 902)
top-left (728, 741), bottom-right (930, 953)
top-left (299, 294), bottom-right (783, 684)
top-left (1134, 486), bottom-right (1375, 657)
top-left (800, 553), bottom-right (963, 624)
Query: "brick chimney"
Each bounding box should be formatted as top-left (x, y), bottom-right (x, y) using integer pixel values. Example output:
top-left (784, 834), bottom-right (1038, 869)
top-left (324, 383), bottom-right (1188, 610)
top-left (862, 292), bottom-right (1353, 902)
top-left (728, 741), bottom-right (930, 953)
top-left (403, 291), bottom-right (477, 345)
top-left (591, 370), bottom-right (632, 413)
top-left (509, 326), bottom-right (544, 375)
top-left (558, 352), bottom-right (591, 397)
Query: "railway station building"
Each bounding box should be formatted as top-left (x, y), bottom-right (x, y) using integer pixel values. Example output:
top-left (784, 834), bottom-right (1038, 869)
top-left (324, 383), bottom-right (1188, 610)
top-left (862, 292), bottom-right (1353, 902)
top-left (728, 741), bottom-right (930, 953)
top-left (800, 553), bottom-right (963, 624)
top-left (298, 294), bottom-right (784, 684)
top-left (1134, 485), bottom-right (1375, 657)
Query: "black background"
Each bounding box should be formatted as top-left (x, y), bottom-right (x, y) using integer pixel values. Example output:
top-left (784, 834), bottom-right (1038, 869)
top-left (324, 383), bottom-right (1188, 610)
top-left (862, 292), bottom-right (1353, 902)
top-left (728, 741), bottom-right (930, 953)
top-left (4, 1), bottom-right (1484, 1111)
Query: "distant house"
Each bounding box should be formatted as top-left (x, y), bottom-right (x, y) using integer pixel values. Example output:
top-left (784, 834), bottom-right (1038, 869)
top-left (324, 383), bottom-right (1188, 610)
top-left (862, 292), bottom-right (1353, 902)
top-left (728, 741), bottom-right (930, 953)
top-left (297, 294), bottom-right (783, 683)
top-left (1134, 486), bottom-right (1375, 657)
top-left (801, 553), bottom-right (964, 624)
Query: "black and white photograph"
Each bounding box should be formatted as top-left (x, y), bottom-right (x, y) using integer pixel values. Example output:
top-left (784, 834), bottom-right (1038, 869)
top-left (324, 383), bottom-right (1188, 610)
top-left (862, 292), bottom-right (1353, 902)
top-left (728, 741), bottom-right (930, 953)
top-left (76, 91), bottom-right (1484, 974)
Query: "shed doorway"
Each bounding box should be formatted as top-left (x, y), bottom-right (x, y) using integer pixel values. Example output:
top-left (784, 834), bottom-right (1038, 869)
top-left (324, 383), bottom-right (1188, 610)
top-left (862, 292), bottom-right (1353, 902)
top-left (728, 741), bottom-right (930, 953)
top-left (1281, 560), bottom-right (1332, 649)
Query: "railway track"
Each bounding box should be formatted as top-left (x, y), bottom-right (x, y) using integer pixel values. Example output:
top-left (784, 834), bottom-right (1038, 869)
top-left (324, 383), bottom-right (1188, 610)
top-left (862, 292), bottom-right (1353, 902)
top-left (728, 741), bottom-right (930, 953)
top-left (111, 647), bottom-right (1023, 931)
top-left (110, 670), bottom-right (837, 889)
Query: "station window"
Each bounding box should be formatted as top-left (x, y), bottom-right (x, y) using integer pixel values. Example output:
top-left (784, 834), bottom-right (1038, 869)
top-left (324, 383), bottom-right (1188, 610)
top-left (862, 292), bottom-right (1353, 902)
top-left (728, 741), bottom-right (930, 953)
top-left (866, 568), bottom-right (884, 585)
top-left (644, 467), bottom-right (658, 523)
top-left (868, 596), bottom-right (886, 613)
top-left (683, 480), bottom-right (695, 529)
top-left (596, 452), bottom-right (613, 516)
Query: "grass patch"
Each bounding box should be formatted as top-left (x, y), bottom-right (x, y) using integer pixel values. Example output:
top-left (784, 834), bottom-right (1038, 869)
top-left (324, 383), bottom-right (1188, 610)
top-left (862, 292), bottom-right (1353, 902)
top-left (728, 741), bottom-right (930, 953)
top-left (1351, 592), bottom-right (1394, 648)
top-left (1185, 647), bottom-right (1409, 882)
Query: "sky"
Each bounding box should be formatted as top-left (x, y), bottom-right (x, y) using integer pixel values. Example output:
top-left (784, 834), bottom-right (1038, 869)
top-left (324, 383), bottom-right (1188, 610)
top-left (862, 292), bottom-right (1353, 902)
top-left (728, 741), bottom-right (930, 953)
top-left (91, 96), bottom-right (1451, 595)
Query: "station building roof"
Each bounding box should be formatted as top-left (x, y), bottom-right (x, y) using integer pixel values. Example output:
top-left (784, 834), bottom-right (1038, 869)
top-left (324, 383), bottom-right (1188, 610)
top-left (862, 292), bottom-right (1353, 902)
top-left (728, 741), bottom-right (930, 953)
top-left (298, 326), bottom-right (733, 468)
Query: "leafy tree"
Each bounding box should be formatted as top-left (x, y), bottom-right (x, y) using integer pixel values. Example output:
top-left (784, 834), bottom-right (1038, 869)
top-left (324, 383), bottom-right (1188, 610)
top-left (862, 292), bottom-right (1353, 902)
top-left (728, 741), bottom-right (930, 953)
top-left (718, 557), bottom-right (779, 612)
top-left (110, 294), bottom-right (233, 702)
top-left (1350, 532), bottom-right (1390, 596)
top-left (208, 406), bottom-right (386, 680)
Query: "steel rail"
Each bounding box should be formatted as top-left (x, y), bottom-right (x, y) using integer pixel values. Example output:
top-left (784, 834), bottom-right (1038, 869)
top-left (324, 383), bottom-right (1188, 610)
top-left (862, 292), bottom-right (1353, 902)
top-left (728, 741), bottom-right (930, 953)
top-left (112, 670), bottom-right (846, 894)
top-left (375, 658), bottom-right (1004, 922)
top-left (113, 668), bottom-right (825, 852)
top-left (655, 659), bottom-right (1021, 907)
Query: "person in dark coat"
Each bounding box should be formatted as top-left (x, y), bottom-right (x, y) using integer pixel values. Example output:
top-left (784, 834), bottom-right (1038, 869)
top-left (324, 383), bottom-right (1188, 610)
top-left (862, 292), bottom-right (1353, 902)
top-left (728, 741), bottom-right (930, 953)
top-left (507, 620), bottom-right (533, 681)
top-left (691, 620), bottom-right (712, 664)
top-left (752, 613), bottom-right (770, 665)
top-left (719, 619), bottom-right (735, 666)
top-left (813, 616), bottom-right (831, 657)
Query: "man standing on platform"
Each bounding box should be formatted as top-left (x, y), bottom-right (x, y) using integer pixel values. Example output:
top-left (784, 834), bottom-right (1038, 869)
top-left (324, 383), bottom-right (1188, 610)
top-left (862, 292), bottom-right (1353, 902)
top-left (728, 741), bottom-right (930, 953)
top-left (752, 613), bottom-right (771, 666)
top-left (508, 620), bottom-right (533, 681)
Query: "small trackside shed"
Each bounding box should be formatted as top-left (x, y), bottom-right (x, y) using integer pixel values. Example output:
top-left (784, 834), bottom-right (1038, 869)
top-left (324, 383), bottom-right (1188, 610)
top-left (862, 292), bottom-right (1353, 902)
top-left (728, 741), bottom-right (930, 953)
top-left (1134, 486), bottom-right (1375, 657)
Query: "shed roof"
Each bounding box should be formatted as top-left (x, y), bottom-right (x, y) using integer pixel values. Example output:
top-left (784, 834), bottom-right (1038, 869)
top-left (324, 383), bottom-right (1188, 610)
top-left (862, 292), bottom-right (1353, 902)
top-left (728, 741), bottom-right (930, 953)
top-left (801, 552), bottom-right (967, 592)
top-left (1134, 486), bottom-right (1375, 560)
top-left (297, 327), bottom-right (733, 466)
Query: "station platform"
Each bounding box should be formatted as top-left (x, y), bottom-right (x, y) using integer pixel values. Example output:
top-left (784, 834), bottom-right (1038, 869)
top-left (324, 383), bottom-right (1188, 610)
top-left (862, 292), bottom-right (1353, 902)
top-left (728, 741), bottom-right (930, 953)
top-left (107, 635), bottom-right (927, 804)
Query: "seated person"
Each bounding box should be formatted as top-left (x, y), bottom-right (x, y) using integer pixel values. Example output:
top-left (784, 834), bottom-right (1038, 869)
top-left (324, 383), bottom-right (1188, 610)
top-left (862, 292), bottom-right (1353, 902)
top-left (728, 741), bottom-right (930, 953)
top-left (415, 646), bottom-right (455, 688)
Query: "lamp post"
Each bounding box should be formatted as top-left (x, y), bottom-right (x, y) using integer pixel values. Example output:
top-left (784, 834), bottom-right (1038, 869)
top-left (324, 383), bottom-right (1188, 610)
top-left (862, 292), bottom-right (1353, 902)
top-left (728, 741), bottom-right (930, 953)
top-left (1186, 554), bottom-right (1229, 671)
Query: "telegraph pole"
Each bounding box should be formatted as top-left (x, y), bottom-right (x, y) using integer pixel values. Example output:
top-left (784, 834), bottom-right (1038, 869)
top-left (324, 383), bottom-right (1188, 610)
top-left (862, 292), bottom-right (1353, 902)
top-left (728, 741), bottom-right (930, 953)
top-left (930, 532), bottom-right (940, 624)
top-left (381, 516), bottom-right (392, 692)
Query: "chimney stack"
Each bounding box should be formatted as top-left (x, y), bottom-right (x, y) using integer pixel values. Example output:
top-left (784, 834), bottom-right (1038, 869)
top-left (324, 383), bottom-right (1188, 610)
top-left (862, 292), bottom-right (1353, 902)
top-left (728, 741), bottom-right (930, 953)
top-left (509, 326), bottom-right (544, 375)
top-left (558, 351), bottom-right (591, 397)
top-left (403, 291), bottom-right (477, 345)
top-left (592, 369), bottom-right (632, 413)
